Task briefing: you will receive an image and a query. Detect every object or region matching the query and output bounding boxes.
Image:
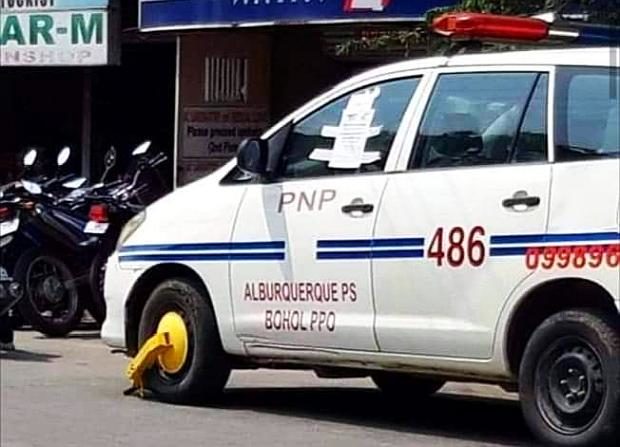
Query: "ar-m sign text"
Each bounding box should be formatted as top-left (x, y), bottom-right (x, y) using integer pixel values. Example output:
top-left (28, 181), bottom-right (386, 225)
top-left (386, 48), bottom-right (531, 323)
top-left (0, 0), bottom-right (117, 66)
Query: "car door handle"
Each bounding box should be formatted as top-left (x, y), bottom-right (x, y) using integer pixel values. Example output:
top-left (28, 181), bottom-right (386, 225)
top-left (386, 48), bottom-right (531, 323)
top-left (502, 196), bottom-right (541, 208)
top-left (342, 203), bottom-right (374, 214)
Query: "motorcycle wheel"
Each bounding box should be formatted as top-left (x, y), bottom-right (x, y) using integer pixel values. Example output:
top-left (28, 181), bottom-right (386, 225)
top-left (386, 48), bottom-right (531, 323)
top-left (86, 252), bottom-right (107, 325)
top-left (16, 252), bottom-right (84, 337)
top-left (8, 307), bottom-right (26, 329)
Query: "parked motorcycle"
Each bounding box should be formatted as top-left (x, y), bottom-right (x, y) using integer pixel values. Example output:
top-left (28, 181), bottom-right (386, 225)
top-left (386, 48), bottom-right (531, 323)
top-left (0, 270), bottom-right (23, 350)
top-left (76, 141), bottom-right (167, 322)
top-left (0, 142), bottom-right (167, 336)
top-left (1, 149), bottom-right (90, 336)
top-left (0, 192), bottom-right (25, 345)
top-left (1, 186), bottom-right (27, 333)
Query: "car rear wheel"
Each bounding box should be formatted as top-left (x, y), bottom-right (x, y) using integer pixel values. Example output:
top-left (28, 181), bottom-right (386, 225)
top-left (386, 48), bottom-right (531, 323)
top-left (138, 278), bottom-right (230, 404)
top-left (372, 372), bottom-right (445, 398)
top-left (519, 309), bottom-right (620, 447)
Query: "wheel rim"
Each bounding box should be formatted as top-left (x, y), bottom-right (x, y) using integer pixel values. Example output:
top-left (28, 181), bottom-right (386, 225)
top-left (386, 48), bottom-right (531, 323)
top-left (535, 336), bottom-right (605, 435)
top-left (25, 256), bottom-right (79, 324)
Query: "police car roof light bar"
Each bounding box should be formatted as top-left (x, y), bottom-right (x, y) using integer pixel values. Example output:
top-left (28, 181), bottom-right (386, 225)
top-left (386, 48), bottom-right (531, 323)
top-left (432, 13), bottom-right (550, 42)
top-left (432, 12), bottom-right (620, 45)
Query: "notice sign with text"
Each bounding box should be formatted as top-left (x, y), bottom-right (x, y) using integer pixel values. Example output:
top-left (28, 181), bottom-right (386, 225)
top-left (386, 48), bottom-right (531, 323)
top-left (182, 107), bottom-right (269, 159)
top-left (0, 0), bottom-right (119, 66)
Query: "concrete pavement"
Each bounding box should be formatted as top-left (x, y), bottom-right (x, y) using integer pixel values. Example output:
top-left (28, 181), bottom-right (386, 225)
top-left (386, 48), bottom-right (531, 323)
top-left (1, 330), bottom-right (536, 447)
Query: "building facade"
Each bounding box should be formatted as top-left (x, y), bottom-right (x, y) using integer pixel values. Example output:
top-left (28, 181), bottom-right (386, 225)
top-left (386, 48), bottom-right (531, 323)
top-left (138, 0), bottom-right (454, 186)
top-left (0, 0), bottom-right (176, 188)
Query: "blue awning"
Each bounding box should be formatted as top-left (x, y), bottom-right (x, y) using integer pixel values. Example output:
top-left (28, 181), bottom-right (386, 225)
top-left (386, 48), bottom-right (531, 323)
top-left (140, 0), bottom-right (456, 31)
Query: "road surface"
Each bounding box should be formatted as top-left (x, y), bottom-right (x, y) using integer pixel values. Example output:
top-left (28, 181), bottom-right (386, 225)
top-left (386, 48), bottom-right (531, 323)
top-left (1, 330), bottom-right (536, 447)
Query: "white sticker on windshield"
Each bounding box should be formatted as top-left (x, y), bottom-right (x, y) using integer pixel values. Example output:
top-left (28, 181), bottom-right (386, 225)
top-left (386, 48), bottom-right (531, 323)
top-left (309, 87), bottom-right (383, 169)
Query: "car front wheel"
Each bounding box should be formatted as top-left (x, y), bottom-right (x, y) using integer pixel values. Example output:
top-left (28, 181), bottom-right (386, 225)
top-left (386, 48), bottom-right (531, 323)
top-left (138, 278), bottom-right (230, 404)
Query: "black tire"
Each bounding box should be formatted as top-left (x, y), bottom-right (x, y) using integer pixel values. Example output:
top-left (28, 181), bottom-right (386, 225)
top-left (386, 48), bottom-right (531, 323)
top-left (372, 372), bottom-right (445, 398)
top-left (86, 252), bottom-right (108, 325)
top-left (8, 307), bottom-right (26, 330)
top-left (138, 278), bottom-right (230, 404)
top-left (519, 309), bottom-right (620, 447)
top-left (15, 252), bottom-right (84, 337)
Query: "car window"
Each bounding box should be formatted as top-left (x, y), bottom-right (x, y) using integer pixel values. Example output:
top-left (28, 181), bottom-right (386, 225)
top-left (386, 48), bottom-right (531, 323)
top-left (555, 67), bottom-right (620, 161)
top-left (410, 72), bottom-right (546, 169)
top-left (277, 78), bottom-right (420, 180)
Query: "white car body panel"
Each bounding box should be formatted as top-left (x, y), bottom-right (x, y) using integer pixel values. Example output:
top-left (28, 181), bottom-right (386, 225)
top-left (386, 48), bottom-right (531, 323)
top-left (231, 175), bottom-right (387, 352)
top-left (373, 163), bottom-right (552, 359)
top-left (102, 166), bottom-right (247, 355)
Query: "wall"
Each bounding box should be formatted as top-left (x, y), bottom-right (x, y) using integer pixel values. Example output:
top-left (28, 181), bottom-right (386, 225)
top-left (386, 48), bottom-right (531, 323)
top-left (0, 68), bottom-right (84, 182)
top-left (90, 41), bottom-right (176, 188)
top-left (177, 31), bottom-right (272, 185)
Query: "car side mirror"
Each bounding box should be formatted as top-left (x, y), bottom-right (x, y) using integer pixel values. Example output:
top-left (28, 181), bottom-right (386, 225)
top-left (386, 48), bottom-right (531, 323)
top-left (237, 138), bottom-right (268, 176)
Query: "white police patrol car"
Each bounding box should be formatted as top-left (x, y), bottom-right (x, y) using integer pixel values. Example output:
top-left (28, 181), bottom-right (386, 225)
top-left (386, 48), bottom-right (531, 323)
top-left (102, 28), bottom-right (619, 447)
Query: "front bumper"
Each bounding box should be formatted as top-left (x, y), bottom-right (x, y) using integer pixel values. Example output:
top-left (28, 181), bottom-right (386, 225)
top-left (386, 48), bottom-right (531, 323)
top-left (101, 254), bottom-right (142, 349)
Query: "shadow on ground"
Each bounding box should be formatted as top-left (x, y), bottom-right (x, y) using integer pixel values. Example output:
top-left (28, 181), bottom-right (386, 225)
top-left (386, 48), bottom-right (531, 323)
top-left (57, 331), bottom-right (101, 340)
top-left (0, 348), bottom-right (61, 362)
top-left (139, 387), bottom-right (537, 446)
top-left (29, 329), bottom-right (100, 341)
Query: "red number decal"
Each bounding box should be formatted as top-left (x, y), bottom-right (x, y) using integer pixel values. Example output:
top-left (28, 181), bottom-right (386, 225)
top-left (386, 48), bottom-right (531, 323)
top-left (428, 227), bottom-right (486, 268)
top-left (542, 247), bottom-right (557, 269)
top-left (588, 245), bottom-right (604, 268)
top-left (607, 244), bottom-right (620, 268)
top-left (556, 246), bottom-right (572, 269)
top-left (447, 227), bottom-right (466, 266)
top-left (525, 248), bottom-right (541, 270)
top-left (468, 226), bottom-right (486, 267)
top-left (524, 244), bottom-right (619, 270)
top-left (573, 246), bottom-right (587, 268)
top-left (428, 228), bottom-right (445, 266)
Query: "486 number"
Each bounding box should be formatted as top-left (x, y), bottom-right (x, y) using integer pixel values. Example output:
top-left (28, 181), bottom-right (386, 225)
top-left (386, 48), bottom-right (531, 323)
top-left (428, 226), bottom-right (486, 267)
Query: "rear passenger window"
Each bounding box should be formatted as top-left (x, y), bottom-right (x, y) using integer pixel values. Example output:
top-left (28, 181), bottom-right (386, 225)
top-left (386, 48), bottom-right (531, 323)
top-left (555, 68), bottom-right (620, 161)
top-left (410, 72), bottom-right (548, 169)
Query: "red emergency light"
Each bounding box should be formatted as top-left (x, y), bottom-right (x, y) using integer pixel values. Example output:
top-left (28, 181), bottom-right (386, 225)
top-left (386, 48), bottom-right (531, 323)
top-left (432, 12), bottom-right (550, 42)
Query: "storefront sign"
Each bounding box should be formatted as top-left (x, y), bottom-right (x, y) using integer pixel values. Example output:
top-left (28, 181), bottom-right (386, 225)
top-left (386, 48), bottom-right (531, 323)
top-left (182, 107), bottom-right (269, 159)
top-left (179, 106), bottom-right (268, 185)
top-left (0, 0), bottom-right (118, 66)
top-left (139, 0), bottom-right (456, 30)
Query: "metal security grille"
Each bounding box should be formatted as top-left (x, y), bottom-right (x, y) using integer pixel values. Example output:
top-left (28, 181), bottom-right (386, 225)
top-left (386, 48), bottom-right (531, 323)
top-left (204, 57), bottom-right (248, 104)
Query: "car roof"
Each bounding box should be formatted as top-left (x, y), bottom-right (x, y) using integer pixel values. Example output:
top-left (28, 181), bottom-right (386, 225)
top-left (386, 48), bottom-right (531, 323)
top-left (264, 46), bottom-right (618, 139)
top-left (346, 46), bottom-right (617, 86)
top-left (446, 46), bottom-right (618, 68)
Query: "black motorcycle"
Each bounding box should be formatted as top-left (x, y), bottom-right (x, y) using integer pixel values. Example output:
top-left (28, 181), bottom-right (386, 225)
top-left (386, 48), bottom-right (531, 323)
top-left (0, 193), bottom-right (25, 349)
top-left (0, 142), bottom-right (167, 335)
top-left (74, 142), bottom-right (167, 322)
top-left (1, 148), bottom-right (92, 337)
